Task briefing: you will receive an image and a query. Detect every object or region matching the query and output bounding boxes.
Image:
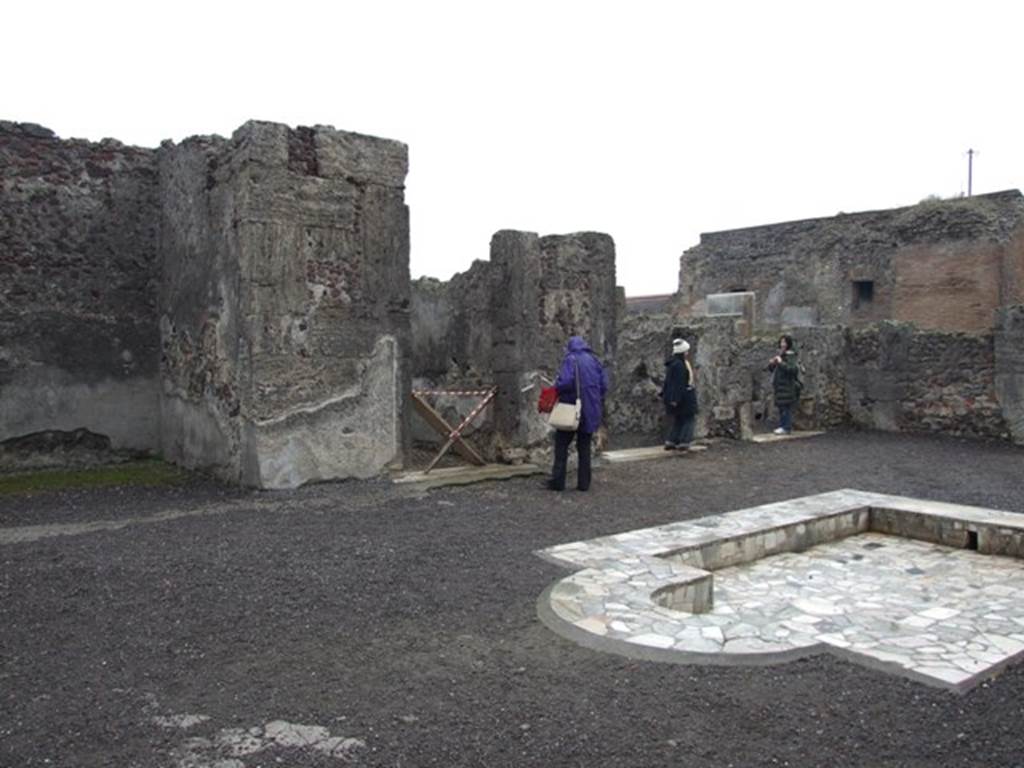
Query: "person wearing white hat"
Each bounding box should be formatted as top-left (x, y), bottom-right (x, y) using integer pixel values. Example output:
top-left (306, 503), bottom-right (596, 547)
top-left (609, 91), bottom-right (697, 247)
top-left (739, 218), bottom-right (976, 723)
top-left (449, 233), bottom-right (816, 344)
top-left (662, 337), bottom-right (697, 449)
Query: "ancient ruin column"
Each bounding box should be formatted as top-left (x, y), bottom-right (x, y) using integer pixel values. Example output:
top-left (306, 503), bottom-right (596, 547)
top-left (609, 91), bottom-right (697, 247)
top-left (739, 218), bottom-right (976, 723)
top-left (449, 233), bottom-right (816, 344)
top-left (159, 121), bottom-right (410, 488)
top-left (994, 305), bottom-right (1024, 445)
top-left (488, 230), bottom-right (543, 446)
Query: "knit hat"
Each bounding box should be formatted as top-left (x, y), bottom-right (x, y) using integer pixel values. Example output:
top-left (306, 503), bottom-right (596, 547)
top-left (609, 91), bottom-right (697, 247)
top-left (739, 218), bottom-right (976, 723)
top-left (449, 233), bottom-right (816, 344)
top-left (672, 338), bottom-right (689, 354)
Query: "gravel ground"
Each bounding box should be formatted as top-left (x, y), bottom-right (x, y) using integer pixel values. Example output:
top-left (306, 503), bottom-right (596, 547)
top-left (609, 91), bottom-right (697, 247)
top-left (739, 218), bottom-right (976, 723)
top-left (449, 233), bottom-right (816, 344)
top-left (1, 429), bottom-right (1023, 768)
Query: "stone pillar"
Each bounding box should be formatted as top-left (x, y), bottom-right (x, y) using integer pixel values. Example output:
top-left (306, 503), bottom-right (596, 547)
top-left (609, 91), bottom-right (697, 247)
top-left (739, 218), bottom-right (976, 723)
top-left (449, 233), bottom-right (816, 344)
top-left (488, 230), bottom-right (543, 445)
top-left (159, 121), bottom-right (410, 488)
top-left (994, 305), bottom-right (1024, 445)
top-left (537, 232), bottom-right (618, 364)
top-left (488, 230), bottom-right (618, 451)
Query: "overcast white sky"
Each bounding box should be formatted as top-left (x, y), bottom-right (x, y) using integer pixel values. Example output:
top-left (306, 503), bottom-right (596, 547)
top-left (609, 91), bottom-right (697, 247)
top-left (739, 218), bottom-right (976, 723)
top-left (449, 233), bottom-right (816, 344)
top-left (5, 1), bottom-right (1022, 296)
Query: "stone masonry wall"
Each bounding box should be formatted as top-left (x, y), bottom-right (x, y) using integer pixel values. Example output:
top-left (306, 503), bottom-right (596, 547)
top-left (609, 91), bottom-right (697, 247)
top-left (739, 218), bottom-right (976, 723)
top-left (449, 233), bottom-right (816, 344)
top-left (157, 132), bottom-right (243, 479)
top-left (0, 122), bottom-right (161, 457)
top-left (608, 315), bottom-right (846, 441)
top-left (611, 308), bottom-right (1016, 445)
top-left (678, 191), bottom-right (1024, 332)
top-left (409, 231), bottom-right (617, 462)
top-left (846, 322), bottom-right (1009, 440)
top-left (992, 305), bottom-right (1024, 445)
top-left (5, 118), bottom-right (1017, 481)
top-left (159, 122), bottom-right (410, 488)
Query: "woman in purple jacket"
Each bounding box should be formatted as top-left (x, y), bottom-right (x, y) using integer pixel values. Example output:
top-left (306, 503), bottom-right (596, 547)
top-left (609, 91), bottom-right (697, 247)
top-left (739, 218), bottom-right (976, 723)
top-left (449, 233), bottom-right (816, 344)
top-left (547, 336), bottom-right (609, 491)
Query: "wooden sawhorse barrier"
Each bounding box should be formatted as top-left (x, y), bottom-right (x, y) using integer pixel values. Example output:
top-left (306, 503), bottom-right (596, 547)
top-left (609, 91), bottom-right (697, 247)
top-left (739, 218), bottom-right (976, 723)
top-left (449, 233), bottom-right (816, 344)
top-left (410, 386), bottom-right (498, 474)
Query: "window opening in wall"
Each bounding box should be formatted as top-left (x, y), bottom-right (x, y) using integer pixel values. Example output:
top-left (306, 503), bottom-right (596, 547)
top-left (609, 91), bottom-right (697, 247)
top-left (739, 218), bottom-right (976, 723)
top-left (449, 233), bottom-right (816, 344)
top-left (967, 530), bottom-right (979, 550)
top-left (853, 280), bottom-right (874, 309)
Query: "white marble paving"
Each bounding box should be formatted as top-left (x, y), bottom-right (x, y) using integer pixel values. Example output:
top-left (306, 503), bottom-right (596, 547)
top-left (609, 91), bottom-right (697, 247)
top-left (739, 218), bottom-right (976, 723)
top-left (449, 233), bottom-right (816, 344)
top-left (537, 490), bottom-right (1024, 692)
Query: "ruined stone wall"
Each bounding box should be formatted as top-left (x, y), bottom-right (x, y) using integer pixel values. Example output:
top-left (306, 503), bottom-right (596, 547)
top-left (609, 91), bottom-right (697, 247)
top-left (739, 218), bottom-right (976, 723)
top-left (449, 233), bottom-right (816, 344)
top-left (992, 305), bottom-right (1024, 445)
top-left (7, 117), bottom-right (1016, 482)
top-left (537, 233), bottom-right (618, 362)
top-left (157, 132), bottom-right (243, 478)
top-left (159, 122), bottom-right (410, 488)
top-left (607, 315), bottom-right (846, 440)
top-left (408, 261), bottom-right (499, 455)
top-left (678, 191), bottom-right (1024, 333)
top-left (604, 312), bottom-right (675, 437)
top-left (409, 230), bottom-right (617, 461)
top-left (611, 304), bottom-right (1021, 445)
top-left (1003, 231), bottom-right (1024, 308)
top-left (846, 322), bottom-right (1009, 439)
top-left (0, 122), bottom-right (161, 456)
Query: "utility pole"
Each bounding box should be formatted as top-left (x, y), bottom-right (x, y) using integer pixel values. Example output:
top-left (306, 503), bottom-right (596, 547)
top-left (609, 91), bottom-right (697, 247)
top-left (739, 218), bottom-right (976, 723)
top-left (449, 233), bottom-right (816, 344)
top-left (967, 148), bottom-right (976, 196)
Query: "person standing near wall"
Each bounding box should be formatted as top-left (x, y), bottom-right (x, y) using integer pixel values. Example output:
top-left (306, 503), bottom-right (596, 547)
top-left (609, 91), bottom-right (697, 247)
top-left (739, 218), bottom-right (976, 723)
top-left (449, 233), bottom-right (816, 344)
top-left (662, 338), bottom-right (698, 450)
top-left (768, 334), bottom-right (800, 434)
top-left (547, 336), bottom-right (608, 491)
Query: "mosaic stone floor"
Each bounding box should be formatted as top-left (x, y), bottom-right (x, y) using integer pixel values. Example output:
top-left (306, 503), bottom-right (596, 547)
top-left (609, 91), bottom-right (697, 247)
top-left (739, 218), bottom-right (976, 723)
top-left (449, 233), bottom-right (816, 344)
top-left (537, 490), bottom-right (1024, 692)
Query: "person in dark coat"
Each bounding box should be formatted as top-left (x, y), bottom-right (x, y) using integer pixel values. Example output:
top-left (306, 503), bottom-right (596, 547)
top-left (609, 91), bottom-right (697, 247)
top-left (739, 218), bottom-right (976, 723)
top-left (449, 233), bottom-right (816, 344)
top-left (768, 334), bottom-right (800, 434)
top-left (547, 335), bottom-right (608, 491)
top-left (662, 337), bottom-right (697, 449)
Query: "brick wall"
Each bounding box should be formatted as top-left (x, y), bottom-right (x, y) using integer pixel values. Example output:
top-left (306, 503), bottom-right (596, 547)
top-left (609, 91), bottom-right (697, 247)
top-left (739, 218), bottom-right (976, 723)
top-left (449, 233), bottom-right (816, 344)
top-left (893, 242), bottom-right (1001, 332)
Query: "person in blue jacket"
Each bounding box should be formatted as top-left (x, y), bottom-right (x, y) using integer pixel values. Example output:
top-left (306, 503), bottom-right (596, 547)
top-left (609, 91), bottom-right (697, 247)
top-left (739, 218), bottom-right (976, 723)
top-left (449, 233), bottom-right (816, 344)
top-left (547, 335), bottom-right (609, 491)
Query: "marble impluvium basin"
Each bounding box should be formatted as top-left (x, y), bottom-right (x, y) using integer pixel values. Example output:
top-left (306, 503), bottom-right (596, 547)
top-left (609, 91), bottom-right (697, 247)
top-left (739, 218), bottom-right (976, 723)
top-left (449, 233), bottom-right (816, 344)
top-left (536, 490), bottom-right (1024, 693)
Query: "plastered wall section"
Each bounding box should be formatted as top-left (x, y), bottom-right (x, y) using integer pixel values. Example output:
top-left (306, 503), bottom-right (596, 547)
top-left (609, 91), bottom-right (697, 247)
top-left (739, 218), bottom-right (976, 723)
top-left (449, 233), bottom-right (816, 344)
top-left (0, 122), bottom-right (161, 451)
top-left (159, 122), bottom-right (410, 488)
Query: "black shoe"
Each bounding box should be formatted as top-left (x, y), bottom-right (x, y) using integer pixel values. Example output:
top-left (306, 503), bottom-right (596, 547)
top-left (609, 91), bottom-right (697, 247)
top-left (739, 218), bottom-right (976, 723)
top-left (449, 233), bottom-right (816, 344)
top-left (663, 443), bottom-right (676, 451)
top-left (542, 479), bottom-right (562, 491)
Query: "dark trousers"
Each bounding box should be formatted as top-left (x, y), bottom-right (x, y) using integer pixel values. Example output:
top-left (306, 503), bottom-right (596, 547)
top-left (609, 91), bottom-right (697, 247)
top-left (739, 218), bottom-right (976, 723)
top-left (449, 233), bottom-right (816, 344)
top-left (778, 403), bottom-right (793, 432)
top-left (550, 429), bottom-right (592, 491)
top-left (666, 411), bottom-right (695, 447)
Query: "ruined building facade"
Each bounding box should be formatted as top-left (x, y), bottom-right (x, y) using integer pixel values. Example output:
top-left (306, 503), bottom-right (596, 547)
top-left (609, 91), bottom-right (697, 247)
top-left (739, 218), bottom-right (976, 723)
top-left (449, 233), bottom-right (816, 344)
top-left (2, 119), bottom-right (1022, 488)
top-left (1, 120), bottom-right (618, 486)
top-left (409, 231), bottom-right (618, 461)
top-left (1, 120), bottom-right (411, 487)
top-left (633, 191), bottom-right (1024, 445)
top-left (678, 191), bottom-right (1024, 333)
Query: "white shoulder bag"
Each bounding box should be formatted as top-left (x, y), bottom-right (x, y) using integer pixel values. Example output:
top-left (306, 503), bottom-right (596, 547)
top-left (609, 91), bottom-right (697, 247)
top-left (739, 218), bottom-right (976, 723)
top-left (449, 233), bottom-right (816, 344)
top-left (547, 358), bottom-right (581, 431)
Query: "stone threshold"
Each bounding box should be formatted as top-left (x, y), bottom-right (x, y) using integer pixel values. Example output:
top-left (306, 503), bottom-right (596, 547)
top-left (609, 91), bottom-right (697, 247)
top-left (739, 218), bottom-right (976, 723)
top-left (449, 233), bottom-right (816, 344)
top-left (391, 463), bottom-right (543, 489)
top-left (599, 444), bottom-right (710, 464)
top-left (749, 430), bottom-right (825, 443)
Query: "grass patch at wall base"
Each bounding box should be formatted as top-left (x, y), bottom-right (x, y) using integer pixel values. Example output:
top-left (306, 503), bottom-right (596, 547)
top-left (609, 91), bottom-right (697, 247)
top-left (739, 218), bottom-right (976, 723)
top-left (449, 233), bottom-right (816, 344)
top-left (0, 461), bottom-right (189, 495)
